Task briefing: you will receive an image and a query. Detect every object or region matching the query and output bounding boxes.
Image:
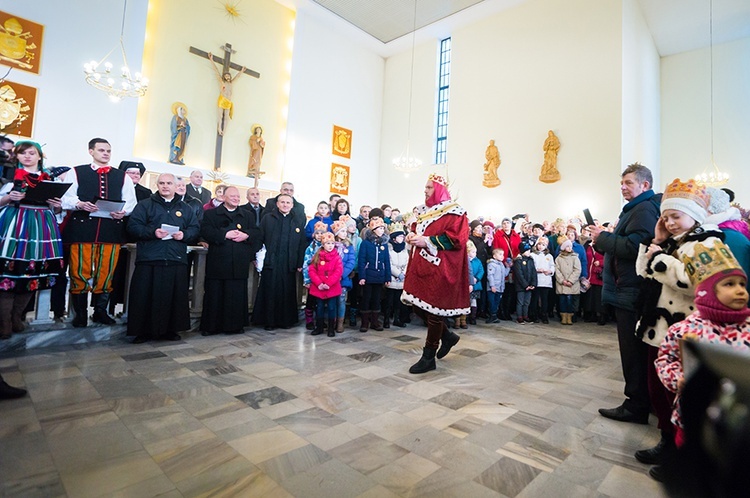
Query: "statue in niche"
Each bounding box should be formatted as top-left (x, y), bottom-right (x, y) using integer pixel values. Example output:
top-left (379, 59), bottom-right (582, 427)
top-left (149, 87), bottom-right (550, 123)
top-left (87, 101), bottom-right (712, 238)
top-left (482, 139), bottom-right (501, 188)
top-left (247, 124), bottom-right (265, 180)
top-left (208, 52), bottom-right (246, 136)
top-left (539, 130), bottom-right (561, 183)
top-left (168, 102), bottom-right (190, 165)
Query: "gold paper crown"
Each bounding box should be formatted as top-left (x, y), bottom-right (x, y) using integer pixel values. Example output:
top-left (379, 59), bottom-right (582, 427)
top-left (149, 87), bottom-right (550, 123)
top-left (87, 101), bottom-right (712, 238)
top-left (428, 173), bottom-right (447, 186)
top-left (681, 239), bottom-right (743, 287)
top-left (389, 222), bottom-right (405, 234)
top-left (663, 178), bottom-right (709, 209)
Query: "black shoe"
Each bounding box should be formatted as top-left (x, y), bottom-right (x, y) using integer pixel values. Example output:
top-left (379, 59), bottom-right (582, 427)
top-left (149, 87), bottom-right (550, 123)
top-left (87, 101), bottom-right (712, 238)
top-left (409, 348), bottom-right (437, 374)
top-left (648, 465), bottom-right (664, 482)
top-left (0, 380), bottom-right (27, 399)
top-left (635, 435), bottom-right (673, 465)
top-left (597, 316), bottom-right (608, 326)
top-left (542, 318), bottom-right (549, 324)
top-left (436, 331), bottom-right (460, 359)
top-left (598, 405), bottom-right (649, 424)
top-left (92, 308), bottom-right (116, 325)
top-left (132, 336), bottom-right (148, 344)
top-left (393, 320), bottom-right (405, 328)
top-left (165, 334), bottom-right (182, 341)
top-left (486, 317), bottom-right (500, 324)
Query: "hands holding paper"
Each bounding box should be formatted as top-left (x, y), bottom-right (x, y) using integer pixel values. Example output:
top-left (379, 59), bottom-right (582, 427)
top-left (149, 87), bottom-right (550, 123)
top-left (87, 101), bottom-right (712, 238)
top-left (156, 224), bottom-right (183, 240)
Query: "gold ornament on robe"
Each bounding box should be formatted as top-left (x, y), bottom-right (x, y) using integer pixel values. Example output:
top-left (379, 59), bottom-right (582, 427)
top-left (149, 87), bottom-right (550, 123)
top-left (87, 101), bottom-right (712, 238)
top-left (482, 139), bottom-right (501, 188)
top-left (539, 130), bottom-right (561, 183)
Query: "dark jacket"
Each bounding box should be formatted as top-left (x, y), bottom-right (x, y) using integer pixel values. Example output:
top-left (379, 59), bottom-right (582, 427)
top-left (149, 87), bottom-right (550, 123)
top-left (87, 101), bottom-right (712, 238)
top-left (594, 190), bottom-right (661, 311)
top-left (241, 202), bottom-right (264, 228)
top-left (179, 194), bottom-right (204, 224)
top-left (357, 233), bottom-right (391, 284)
top-left (201, 205), bottom-right (260, 279)
top-left (513, 255), bottom-right (538, 290)
top-left (262, 195), bottom-right (306, 228)
top-left (259, 208), bottom-right (307, 272)
top-left (127, 194), bottom-right (200, 265)
top-left (185, 183), bottom-right (211, 204)
top-left (134, 184), bottom-right (152, 202)
top-left (469, 233), bottom-right (490, 268)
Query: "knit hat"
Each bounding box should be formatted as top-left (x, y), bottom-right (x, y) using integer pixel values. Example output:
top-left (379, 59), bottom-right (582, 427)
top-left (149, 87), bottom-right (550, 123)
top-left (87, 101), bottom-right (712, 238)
top-left (320, 232), bottom-right (335, 244)
top-left (483, 220), bottom-right (495, 229)
top-left (368, 217), bottom-right (385, 230)
top-left (467, 240), bottom-right (477, 252)
top-left (517, 241), bottom-right (531, 254)
top-left (314, 221), bottom-right (328, 233)
top-left (566, 223), bottom-right (580, 236)
top-left (660, 178), bottom-right (709, 224)
top-left (389, 222), bottom-right (405, 237)
top-left (681, 239), bottom-right (750, 323)
top-left (501, 217), bottom-right (512, 225)
top-left (559, 239), bottom-right (573, 252)
top-left (369, 207), bottom-right (384, 220)
top-left (706, 187), bottom-right (731, 215)
top-left (470, 220), bottom-right (482, 232)
top-left (342, 215), bottom-right (356, 231)
top-left (331, 220), bottom-right (347, 235)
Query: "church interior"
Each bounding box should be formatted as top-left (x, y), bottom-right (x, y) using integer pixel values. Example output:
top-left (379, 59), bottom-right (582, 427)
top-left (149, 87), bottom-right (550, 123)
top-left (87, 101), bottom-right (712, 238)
top-left (1, 0), bottom-right (749, 496)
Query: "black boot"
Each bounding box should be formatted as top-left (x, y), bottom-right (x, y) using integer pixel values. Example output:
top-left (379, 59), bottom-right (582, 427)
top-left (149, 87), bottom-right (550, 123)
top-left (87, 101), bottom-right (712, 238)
top-left (383, 315), bottom-right (390, 329)
top-left (359, 311), bottom-right (370, 332)
top-left (311, 319), bottom-right (325, 336)
top-left (0, 378), bottom-right (27, 399)
top-left (349, 308), bottom-right (358, 327)
top-left (436, 329), bottom-right (460, 359)
top-left (92, 293), bottom-right (116, 325)
top-left (327, 319), bottom-right (336, 337)
top-left (635, 433), bottom-right (674, 465)
top-left (71, 293), bottom-right (89, 328)
top-left (468, 306), bottom-right (477, 325)
top-left (409, 348), bottom-right (437, 374)
top-left (370, 311), bottom-right (383, 331)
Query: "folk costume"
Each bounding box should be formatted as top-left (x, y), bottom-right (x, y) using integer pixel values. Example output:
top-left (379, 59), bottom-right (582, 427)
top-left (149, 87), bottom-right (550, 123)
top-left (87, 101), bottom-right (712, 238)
top-left (61, 162), bottom-right (137, 326)
top-left (126, 193), bottom-right (199, 342)
top-left (402, 174), bottom-right (469, 374)
top-left (0, 141), bottom-right (65, 338)
top-left (199, 204), bottom-right (259, 335)
top-left (252, 207), bottom-right (307, 330)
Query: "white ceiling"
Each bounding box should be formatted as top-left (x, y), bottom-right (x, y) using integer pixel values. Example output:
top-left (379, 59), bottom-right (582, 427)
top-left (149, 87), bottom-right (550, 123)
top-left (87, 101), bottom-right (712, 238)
top-left (281, 0), bottom-right (750, 58)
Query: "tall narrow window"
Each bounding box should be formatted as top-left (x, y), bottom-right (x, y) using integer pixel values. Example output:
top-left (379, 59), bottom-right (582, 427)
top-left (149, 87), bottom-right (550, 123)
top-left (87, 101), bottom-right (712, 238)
top-left (435, 37), bottom-right (451, 164)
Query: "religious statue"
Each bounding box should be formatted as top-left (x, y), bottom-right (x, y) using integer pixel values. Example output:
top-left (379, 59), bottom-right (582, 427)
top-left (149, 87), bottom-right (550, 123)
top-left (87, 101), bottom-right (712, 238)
top-left (208, 52), bottom-right (246, 136)
top-left (539, 130), bottom-right (561, 183)
top-left (482, 139), bottom-right (501, 188)
top-left (168, 102), bottom-right (190, 165)
top-left (247, 124), bottom-right (265, 179)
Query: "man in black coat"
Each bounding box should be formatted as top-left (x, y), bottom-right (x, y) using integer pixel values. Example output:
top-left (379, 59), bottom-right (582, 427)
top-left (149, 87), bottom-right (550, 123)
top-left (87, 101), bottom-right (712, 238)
top-left (185, 170), bottom-right (211, 205)
top-left (200, 186), bottom-right (260, 335)
top-left (252, 194), bottom-right (307, 330)
top-left (591, 163), bottom-right (660, 426)
top-left (242, 186), bottom-right (264, 227)
top-left (262, 181), bottom-right (305, 228)
top-left (126, 173), bottom-right (200, 343)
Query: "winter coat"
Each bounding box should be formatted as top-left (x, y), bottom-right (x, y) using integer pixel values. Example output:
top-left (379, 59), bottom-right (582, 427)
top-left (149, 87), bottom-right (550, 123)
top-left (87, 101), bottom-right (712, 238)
top-left (336, 240), bottom-right (357, 289)
top-left (530, 251), bottom-right (555, 288)
top-left (486, 258), bottom-right (510, 293)
top-left (634, 224), bottom-right (723, 347)
top-left (200, 205), bottom-right (260, 279)
top-left (128, 194), bottom-right (200, 265)
top-left (388, 243), bottom-right (409, 290)
top-left (469, 234), bottom-right (490, 269)
top-left (492, 229), bottom-right (522, 259)
top-left (304, 214), bottom-right (333, 242)
top-left (259, 209), bottom-right (307, 273)
top-left (594, 190), bottom-right (661, 311)
top-left (469, 256), bottom-right (485, 291)
top-left (512, 255), bottom-right (537, 290)
top-left (302, 240), bottom-right (321, 285)
top-left (584, 242), bottom-right (604, 287)
top-left (555, 251), bottom-right (581, 294)
top-left (357, 232), bottom-right (391, 284)
top-left (571, 240), bottom-right (588, 279)
top-left (308, 248), bottom-right (343, 299)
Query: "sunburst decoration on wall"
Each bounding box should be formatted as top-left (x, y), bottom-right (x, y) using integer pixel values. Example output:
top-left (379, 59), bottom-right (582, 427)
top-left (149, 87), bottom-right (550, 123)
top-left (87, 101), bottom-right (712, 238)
top-left (219, 1), bottom-right (243, 22)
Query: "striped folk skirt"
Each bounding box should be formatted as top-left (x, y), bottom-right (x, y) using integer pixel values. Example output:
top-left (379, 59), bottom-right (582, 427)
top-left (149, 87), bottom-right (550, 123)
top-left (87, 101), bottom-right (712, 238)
top-left (0, 203), bottom-right (64, 292)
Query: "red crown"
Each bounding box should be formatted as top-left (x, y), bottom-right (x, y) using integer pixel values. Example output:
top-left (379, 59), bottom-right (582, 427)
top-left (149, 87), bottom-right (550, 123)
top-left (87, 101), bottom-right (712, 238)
top-left (428, 173), bottom-right (447, 186)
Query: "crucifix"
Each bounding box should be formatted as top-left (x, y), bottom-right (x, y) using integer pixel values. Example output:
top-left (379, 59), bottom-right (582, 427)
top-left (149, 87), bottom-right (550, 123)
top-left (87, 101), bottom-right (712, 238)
top-left (189, 43), bottom-right (260, 171)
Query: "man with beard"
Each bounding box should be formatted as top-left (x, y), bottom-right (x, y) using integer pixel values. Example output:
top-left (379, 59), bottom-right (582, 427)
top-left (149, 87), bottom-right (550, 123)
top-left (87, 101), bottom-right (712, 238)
top-left (402, 173), bottom-right (470, 374)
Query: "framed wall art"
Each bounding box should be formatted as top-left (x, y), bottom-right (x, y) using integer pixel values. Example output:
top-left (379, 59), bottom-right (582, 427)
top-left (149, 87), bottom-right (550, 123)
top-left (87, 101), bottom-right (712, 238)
top-left (330, 163), bottom-right (349, 195)
top-left (0, 79), bottom-right (36, 137)
top-left (332, 125), bottom-right (351, 159)
top-left (0, 11), bottom-right (44, 75)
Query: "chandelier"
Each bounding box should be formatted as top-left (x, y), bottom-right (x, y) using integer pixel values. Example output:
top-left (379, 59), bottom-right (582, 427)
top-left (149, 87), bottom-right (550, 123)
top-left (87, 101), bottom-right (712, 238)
top-left (695, 0), bottom-right (728, 187)
top-left (83, 0), bottom-right (148, 102)
top-left (393, 0), bottom-right (421, 173)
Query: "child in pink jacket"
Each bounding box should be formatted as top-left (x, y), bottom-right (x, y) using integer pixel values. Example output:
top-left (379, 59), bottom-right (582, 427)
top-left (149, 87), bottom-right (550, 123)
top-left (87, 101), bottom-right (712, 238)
top-left (308, 232), bottom-right (343, 337)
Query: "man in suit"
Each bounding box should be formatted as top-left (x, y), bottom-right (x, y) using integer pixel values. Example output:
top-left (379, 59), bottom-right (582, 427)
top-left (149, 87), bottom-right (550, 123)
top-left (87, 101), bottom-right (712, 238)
top-left (262, 181), bottom-right (305, 228)
top-left (242, 187), bottom-right (264, 311)
top-left (185, 170), bottom-right (211, 205)
top-left (242, 187), bottom-right (264, 227)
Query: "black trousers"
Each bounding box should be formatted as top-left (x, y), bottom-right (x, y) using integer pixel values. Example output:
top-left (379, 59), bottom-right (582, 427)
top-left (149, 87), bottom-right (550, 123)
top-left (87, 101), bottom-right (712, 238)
top-left (615, 306), bottom-right (650, 415)
top-left (530, 287), bottom-right (550, 319)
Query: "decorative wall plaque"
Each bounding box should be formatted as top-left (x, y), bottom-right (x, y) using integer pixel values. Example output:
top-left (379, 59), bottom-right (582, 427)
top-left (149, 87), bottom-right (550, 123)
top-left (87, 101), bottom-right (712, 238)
top-left (0, 11), bottom-right (44, 75)
top-left (332, 125), bottom-right (351, 159)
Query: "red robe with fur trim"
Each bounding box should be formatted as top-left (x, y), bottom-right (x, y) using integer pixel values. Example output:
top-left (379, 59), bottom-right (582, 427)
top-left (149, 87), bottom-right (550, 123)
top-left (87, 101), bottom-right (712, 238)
top-left (402, 200), bottom-right (470, 316)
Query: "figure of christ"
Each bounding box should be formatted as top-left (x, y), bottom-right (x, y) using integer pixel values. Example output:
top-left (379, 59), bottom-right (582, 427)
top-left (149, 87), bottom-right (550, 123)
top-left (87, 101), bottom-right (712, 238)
top-left (208, 52), bottom-right (246, 136)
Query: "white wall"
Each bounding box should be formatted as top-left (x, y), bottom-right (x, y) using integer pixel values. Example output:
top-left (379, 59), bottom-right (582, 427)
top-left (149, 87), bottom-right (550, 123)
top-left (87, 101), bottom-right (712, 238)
top-left (661, 37), bottom-right (750, 207)
top-left (284, 9), bottom-right (385, 213)
top-left (0, 0), bottom-right (147, 166)
top-left (621, 0), bottom-right (661, 188)
top-left (380, 0), bottom-right (627, 223)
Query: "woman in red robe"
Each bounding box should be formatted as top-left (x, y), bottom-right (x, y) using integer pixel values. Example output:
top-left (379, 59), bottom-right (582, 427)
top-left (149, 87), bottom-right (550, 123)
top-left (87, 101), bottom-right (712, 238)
top-left (402, 173), bottom-right (470, 373)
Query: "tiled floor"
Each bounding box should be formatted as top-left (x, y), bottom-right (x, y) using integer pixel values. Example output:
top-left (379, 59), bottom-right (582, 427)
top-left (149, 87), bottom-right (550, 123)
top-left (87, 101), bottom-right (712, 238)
top-left (0, 318), bottom-right (667, 497)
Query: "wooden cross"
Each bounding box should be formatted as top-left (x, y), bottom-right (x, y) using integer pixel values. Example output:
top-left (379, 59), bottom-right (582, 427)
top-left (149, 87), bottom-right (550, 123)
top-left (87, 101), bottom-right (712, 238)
top-left (189, 43), bottom-right (260, 171)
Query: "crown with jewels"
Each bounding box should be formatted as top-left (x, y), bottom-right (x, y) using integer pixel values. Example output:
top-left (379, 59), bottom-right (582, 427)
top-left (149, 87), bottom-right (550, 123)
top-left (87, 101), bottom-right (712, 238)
top-left (663, 178), bottom-right (709, 209)
top-left (428, 173), bottom-right (447, 186)
top-left (681, 239), bottom-right (743, 287)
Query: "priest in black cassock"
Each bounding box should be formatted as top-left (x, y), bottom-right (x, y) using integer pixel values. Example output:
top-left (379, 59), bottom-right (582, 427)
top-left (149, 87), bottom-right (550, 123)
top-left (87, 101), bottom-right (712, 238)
top-left (126, 173), bottom-right (200, 343)
top-left (199, 186), bottom-right (260, 335)
top-left (252, 193), bottom-right (307, 330)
